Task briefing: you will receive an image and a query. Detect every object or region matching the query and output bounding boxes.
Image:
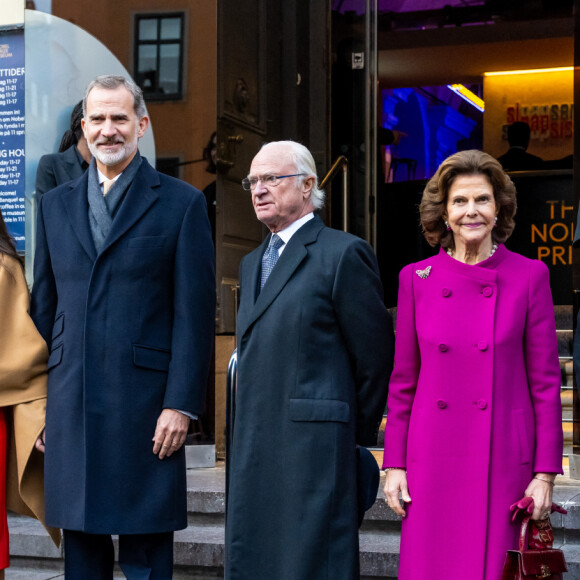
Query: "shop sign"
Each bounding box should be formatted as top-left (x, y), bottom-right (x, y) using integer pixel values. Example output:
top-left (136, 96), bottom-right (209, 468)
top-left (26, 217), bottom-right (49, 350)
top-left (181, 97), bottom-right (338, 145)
top-left (504, 102), bottom-right (573, 141)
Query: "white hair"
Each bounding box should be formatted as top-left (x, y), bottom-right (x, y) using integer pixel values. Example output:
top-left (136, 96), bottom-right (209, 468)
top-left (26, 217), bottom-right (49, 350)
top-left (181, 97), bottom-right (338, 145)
top-left (260, 141), bottom-right (325, 209)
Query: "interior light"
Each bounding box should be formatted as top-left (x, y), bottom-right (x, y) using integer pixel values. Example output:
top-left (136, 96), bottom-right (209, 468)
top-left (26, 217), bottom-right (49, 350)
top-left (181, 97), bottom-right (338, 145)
top-left (446, 84), bottom-right (485, 112)
top-left (484, 67), bottom-right (573, 77)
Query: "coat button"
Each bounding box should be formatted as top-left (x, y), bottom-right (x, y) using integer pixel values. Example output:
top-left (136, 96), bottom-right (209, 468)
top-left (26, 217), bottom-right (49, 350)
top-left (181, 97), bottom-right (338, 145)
top-left (438, 343), bottom-right (448, 352)
top-left (437, 399), bottom-right (447, 409)
top-left (477, 340), bottom-right (488, 351)
top-left (476, 399), bottom-right (487, 410)
top-left (482, 287), bottom-right (493, 297)
top-left (442, 288), bottom-right (451, 297)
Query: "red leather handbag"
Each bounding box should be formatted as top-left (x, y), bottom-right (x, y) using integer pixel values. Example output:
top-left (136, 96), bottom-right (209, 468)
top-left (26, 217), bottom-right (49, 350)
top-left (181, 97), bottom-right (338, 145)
top-left (501, 515), bottom-right (567, 579)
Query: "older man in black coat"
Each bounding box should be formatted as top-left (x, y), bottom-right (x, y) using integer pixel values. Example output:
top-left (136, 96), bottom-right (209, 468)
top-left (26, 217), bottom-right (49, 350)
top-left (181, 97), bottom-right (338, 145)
top-left (31, 75), bottom-right (215, 578)
top-left (225, 141), bottom-right (394, 579)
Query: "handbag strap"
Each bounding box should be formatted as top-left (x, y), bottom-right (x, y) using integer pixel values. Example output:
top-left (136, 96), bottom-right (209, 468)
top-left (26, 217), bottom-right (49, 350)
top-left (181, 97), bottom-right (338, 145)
top-left (519, 516), bottom-right (531, 551)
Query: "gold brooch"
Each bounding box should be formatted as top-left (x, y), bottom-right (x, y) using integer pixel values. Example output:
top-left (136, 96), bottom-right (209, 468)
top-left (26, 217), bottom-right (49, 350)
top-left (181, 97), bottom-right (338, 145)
top-left (416, 266), bottom-right (431, 279)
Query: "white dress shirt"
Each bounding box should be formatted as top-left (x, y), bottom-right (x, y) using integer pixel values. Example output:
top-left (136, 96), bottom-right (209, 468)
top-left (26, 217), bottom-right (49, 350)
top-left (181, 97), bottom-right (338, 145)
top-left (274, 212), bottom-right (315, 256)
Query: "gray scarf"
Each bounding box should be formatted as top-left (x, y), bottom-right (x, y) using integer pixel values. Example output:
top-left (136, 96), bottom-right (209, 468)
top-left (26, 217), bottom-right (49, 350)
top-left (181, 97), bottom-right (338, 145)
top-left (87, 152), bottom-right (142, 253)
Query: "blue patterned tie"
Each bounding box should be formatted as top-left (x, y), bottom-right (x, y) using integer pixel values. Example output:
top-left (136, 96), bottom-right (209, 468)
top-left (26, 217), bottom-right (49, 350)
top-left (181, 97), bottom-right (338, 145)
top-left (260, 234), bottom-right (285, 289)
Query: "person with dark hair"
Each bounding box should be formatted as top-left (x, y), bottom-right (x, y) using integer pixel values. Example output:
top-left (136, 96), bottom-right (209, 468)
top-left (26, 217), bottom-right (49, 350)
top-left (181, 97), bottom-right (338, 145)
top-left (35, 101), bottom-right (92, 198)
top-left (497, 121), bottom-right (544, 171)
top-left (57, 100), bottom-right (85, 153)
top-left (31, 75), bottom-right (215, 578)
top-left (0, 209), bottom-right (60, 575)
top-left (383, 150), bottom-right (563, 579)
top-left (203, 131), bottom-right (217, 175)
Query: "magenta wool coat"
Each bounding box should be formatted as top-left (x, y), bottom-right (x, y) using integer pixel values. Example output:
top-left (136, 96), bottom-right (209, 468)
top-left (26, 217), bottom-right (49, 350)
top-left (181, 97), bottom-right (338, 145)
top-left (383, 245), bottom-right (563, 580)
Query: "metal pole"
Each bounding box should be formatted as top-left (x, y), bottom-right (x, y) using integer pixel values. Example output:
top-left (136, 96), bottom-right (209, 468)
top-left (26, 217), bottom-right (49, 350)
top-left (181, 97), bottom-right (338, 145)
top-left (364, 0), bottom-right (378, 248)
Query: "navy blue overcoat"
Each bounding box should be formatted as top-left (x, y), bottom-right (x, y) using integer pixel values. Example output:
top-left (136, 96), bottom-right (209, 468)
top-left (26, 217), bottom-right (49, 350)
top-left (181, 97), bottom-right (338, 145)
top-left (225, 216), bottom-right (394, 579)
top-left (31, 157), bottom-right (215, 534)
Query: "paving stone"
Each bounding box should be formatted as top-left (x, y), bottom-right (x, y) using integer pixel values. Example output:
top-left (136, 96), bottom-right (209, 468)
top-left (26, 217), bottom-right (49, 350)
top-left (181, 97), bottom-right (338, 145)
top-left (186, 445), bottom-right (216, 469)
top-left (560, 543), bottom-right (580, 577)
top-left (359, 531), bottom-right (400, 577)
top-left (174, 525), bottom-right (224, 568)
top-left (186, 465), bottom-right (226, 492)
top-left (5, 570), bottom-right (63, 580)
top-left (186, 466), bottom-right (226, 516)
top-left (7, 515), bottom-right (61, 560)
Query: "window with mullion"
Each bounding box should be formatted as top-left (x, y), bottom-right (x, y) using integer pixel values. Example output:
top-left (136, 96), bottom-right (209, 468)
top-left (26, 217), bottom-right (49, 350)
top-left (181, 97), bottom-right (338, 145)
top-left (134, 13), bottom-right (184, 100)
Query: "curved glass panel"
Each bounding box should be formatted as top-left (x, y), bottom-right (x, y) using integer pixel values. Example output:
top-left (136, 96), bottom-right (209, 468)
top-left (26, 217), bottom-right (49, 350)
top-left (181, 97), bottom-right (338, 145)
top-left (24, 9), bottom-right (156, 277)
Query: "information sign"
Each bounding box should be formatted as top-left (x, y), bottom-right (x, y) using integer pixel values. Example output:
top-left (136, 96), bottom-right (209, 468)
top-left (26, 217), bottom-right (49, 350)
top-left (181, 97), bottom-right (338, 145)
top-left (0, 30), bottom-right (25, 252)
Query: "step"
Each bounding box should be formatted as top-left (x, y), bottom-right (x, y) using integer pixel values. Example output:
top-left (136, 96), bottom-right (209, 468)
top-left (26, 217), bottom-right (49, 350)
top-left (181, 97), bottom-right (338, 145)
top-left (6, 570), bottom-right (64, 579)
top-left (558, 330), bottom-right (573, 357)
top-left (7, 517), bottom-right (401, 578)
top-left (7, 465), bottom-right (580, 578)
top-left (555, 305), bottom-right (573, 331)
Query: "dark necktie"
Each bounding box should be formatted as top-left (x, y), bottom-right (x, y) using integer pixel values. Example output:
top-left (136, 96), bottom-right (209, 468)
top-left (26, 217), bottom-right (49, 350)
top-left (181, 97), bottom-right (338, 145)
top-left (260, 234), bottom-right (285, 289)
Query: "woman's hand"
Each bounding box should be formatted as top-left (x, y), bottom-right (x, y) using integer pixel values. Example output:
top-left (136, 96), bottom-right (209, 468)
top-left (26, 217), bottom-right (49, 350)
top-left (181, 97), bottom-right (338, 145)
top-left (524, 473), bottom-right (555, 520)
top-left (35, 428), bottom-right (45, 453)
top-left (384, 468), bottom-right (411, 517)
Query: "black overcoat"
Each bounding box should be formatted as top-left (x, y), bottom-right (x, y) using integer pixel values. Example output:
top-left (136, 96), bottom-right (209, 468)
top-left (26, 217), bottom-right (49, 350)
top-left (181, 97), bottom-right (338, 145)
top-left (225, 216), bottom-right (394, 579)
top-left (30, 157), bottom-right (215, 533)
top-left (35, 145), bottom-right (87, 197)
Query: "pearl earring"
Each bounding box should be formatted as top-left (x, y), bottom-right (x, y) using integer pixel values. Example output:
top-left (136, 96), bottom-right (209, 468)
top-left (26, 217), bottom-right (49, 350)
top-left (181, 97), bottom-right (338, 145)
top-left (445, 221), bottom-right (451, 231)
top-left (494, 216), bottom-right (498, 228)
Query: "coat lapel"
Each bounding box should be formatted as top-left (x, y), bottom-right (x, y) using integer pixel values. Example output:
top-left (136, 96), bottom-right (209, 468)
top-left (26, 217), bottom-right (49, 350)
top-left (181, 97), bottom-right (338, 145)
top-left (236, 238), bottom-right (268, 339)
top-left (99, 158), bottom-right (160, 255)
top-left (60, 172), bottom-right (97, 262)
top-left (246, 238), bottom-right (268, 305)
top-left (238, 216), bottom-right (324, 339)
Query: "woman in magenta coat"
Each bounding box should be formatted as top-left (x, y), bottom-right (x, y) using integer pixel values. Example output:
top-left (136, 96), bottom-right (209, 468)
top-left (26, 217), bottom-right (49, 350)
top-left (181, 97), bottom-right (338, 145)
top-left (383, 150), bottom-right (563, 579)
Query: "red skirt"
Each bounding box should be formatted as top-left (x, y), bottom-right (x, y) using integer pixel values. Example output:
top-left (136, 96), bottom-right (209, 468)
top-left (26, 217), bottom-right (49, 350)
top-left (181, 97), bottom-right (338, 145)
top-left (0, 409), bottom-right (8, 569)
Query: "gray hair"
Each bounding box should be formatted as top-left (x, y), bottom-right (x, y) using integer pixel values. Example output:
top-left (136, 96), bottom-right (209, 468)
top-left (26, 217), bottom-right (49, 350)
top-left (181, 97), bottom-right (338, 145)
top-left (83, 75), bottom-right (147, 119)
top-left (260, 140), bottom-right (326, 210)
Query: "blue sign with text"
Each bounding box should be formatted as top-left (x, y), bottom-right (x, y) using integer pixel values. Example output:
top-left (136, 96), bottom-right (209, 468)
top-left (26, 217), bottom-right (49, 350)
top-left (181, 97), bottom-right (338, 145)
top-left (0, 30), bottom-right (25, 252)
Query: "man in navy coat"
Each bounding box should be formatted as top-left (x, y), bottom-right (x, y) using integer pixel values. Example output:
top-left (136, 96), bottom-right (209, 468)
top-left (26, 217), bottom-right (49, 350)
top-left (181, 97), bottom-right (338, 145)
top-left (225, 141), bottom-right (394, 579)
top-left (31, 75), bottom-right (215, 578)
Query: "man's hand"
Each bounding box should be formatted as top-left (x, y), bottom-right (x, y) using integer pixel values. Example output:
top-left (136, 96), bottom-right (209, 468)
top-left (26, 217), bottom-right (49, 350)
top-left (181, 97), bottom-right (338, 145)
top-left (35, 428), bottom-right (46, 453)
top-left (152, 409), bottom-right (190, 460)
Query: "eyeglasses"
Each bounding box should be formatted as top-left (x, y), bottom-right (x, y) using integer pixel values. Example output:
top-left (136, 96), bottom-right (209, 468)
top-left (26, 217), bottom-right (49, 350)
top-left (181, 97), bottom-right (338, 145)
top-left (241, 174), bottom-right (306, 191)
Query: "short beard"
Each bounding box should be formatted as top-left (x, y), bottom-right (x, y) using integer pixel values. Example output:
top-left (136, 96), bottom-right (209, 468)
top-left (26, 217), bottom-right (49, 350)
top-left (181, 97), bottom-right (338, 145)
top-left (88, 134), bottom-right (138, 167)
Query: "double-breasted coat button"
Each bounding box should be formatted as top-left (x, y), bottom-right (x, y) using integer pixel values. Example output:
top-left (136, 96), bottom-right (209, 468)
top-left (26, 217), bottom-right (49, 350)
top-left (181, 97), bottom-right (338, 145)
top-left (482, 287), bottom-right (493, 297)
top-left (437, 399), bottom-right (447, 409)
top-left (477, 340), bottom-right (488, 351)
top-left (438, 343), bottom-right (448, 352)
top-left (441, 288), bottom-right (451, 297)
top-left (476, 399), bottom-right (488, 410)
